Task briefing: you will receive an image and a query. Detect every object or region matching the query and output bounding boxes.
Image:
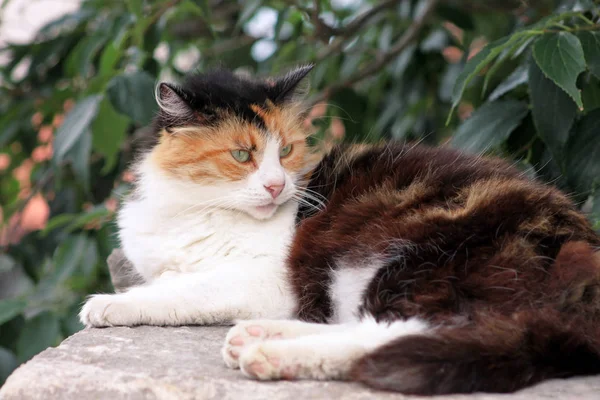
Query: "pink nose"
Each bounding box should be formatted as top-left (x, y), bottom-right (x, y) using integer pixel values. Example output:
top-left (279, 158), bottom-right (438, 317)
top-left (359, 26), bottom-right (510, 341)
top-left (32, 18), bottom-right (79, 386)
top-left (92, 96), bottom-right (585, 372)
top-left (264, 183), bottom-right (284, 199)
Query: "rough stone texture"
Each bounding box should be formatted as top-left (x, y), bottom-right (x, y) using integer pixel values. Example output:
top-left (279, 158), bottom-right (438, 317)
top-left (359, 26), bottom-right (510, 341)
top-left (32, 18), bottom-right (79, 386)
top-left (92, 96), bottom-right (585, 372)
top-left (1, 326), bottom-right (599, 400)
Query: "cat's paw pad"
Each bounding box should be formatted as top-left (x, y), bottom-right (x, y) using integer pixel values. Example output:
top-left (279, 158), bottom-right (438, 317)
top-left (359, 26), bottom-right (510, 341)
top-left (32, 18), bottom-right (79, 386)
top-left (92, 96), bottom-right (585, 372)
top-left (222, 321), bottom-right (284, 369)
top-left (79, 294), bottom-right (136, 327)
top-left (239, 342), bottom-right (299, 380)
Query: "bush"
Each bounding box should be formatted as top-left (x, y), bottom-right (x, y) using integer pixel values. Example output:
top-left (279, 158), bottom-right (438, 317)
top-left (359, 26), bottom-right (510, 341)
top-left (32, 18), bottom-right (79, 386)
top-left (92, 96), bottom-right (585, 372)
top-left (0, 0), bottom-right (599, 384)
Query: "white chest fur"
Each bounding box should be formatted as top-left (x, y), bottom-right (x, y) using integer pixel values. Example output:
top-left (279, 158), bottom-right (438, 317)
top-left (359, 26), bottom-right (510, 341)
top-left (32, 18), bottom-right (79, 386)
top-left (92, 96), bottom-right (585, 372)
top-left (117, 158), bottom-right (297, 282)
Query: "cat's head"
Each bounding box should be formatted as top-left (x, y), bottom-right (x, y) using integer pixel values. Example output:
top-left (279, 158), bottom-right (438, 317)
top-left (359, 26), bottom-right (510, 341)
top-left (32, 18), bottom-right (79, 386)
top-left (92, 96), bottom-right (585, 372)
top-left (147, 65), bottom-right (318, 220)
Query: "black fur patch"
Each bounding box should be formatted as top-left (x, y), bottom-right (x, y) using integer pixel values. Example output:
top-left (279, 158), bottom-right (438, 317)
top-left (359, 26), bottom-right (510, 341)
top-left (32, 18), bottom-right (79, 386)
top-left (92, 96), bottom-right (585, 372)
top-left (154, 65), bottom-right (314, 132)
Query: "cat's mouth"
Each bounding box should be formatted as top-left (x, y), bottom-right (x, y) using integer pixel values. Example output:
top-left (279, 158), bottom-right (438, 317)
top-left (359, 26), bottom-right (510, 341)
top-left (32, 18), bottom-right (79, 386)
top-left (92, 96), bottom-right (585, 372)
top-left (255, 203), bottom-right (277, 213)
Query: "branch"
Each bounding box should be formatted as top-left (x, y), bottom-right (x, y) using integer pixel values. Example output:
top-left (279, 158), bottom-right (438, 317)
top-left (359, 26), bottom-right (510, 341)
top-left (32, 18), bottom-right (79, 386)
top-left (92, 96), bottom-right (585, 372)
top-left (312, 0), bottom-right (439, 105)
top-left (316, 0), bottom-right (401, 60)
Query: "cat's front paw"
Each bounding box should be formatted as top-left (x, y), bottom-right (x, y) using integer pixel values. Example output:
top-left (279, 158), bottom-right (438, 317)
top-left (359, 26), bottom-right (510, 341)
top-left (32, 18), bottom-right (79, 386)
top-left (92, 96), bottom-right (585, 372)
top-left (222, 320), bottom-right (286, 369)
top-left (79, 294), bottom-right (139, 327)
top-left (239, 341), bottom-right (301, 380)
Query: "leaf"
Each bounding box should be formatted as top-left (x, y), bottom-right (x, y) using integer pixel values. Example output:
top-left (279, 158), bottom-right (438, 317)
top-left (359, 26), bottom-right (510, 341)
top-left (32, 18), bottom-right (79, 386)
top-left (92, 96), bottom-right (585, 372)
top-left (577, 31), bottom-right (600, 79)
top-left (40, 214), bottom-right (77, 237)
top-left (449, 35), bottom-right (524, 122)
top-left (582, 75), bottom-right (600, 112)
top-left (92, 98), bottom-right (130, 174)
top-left (65, 34), bottom-right (109, 77)
top-left (53, 95), bottom-right (102, 165)
top-left (488, 64), bottom-right (528, 101)
top-left (533, 32), bottom-right (586, 108)
top-left (107, 71), bottom-right (157, 126)
top-left (64, 205), bottom-right (111, 234)
top-left (66, 130), bottom-right (92, 191)
top-left (529, 59), bottom-right (577, 163)
top-left (566, 109), bottom-right (600, 194)
top-left (16, 312), bottom-right (61, 363)
top-left (50, 234), bottom-right (90, 286)
top-left (99, 14), bottom-right (133, 76)
top-left (126, 0), bottom-right (144, 19)
top-left (451, 100), bottom-right (529, 153)
top-left (0, 299), bottom-right (27, 325)
top-left (0, 347), bottom-right (17, 385)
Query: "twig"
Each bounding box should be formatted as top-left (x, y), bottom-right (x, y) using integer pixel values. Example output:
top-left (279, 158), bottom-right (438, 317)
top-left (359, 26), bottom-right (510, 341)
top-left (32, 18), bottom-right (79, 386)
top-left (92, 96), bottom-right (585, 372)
top-left (316, 0), bottom-right (401, 61)
top-left (312, 0), bottom-right (439, 105)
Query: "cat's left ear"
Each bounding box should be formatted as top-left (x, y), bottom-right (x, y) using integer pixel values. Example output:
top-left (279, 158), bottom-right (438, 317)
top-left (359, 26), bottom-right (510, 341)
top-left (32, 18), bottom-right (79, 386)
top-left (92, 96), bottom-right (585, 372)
top-left (268, 64), bottom-right (314, 104)
top-left (155, 82), bottom-right (194, 119)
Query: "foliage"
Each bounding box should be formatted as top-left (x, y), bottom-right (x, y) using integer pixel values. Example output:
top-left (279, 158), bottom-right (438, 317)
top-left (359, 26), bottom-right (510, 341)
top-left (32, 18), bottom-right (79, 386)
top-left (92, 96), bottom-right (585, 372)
top-left (0, 0), bottom-right (599, 384)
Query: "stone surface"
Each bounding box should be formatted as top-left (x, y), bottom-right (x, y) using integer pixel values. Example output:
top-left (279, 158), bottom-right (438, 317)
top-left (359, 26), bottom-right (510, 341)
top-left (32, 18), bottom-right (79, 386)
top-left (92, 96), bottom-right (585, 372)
top-left (1, 326), bottom-right (600, 400)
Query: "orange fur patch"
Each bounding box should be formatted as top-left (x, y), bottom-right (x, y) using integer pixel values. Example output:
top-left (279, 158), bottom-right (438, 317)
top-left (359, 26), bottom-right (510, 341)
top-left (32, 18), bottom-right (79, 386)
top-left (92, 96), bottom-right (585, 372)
top-left (151, 106), bottom-right (318, 183)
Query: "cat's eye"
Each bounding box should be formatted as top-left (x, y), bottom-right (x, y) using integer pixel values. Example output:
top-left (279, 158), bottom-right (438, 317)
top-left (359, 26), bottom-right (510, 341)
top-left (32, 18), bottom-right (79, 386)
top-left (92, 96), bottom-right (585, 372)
top-left (231, 150), bottom-right (251, 163)
top-left (280, 144), bottom-right (293, 158)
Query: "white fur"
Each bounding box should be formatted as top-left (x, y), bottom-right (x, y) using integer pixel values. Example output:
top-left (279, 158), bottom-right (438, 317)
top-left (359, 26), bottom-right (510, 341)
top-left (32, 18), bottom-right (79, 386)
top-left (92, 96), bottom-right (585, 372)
top-left (80, 137), bottom-right (302, 327)
top-left (329, 258), bottom-right (382, 323)
top-left (223, 317), bottom-right (429, 381)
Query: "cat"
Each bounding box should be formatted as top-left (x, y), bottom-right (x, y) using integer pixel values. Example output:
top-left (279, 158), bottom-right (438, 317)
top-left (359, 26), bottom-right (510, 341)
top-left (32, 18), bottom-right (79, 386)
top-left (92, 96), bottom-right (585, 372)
top-left (79, 65), bottom-right (600, 395)
top-left (79, 65), bottom-right (319, 327)
top-left (221, 136), bottom-right (600, 393)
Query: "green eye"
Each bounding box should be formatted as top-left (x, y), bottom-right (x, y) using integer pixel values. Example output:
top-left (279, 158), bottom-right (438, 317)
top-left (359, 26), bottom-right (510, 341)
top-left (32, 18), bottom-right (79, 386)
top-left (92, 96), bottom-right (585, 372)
top-left (231, 149), bottom-right (251, 163)
top-left (280, 144), bottom-right (293, 158)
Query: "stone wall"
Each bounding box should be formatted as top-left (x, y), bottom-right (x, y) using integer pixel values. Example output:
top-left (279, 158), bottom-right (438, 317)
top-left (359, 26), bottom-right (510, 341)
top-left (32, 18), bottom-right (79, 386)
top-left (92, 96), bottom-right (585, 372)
top-left (2, 326), bottom-right (599, 399)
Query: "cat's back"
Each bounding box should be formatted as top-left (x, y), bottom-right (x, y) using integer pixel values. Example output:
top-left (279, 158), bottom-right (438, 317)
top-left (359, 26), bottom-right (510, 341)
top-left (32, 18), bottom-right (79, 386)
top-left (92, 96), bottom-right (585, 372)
top-left (298, 142), bottom-right (526, 221)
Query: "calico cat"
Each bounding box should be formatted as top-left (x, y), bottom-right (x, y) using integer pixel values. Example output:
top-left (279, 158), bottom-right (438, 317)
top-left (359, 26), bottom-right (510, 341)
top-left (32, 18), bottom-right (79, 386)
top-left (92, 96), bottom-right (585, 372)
top-left (79, 65), bottom-right (319, 327)
top-left (223, 141), bottom-right (600, 395)
top-left (79, 65), bottom-right (600, 395)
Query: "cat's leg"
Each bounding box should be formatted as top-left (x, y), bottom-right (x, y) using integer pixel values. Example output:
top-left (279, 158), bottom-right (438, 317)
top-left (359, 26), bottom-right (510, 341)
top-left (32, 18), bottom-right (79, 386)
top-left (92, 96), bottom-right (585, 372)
top-left (235, 317), bottom-right (429, 381)
top-left (222, 319), bottom-right (347, 369)
top-left (80, 260), bottom-right (294, 327)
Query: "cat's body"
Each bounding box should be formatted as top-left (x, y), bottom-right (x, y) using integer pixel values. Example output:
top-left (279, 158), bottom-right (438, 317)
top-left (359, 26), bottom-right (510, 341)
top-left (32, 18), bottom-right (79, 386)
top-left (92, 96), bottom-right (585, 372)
top-left (81, 66), bottom-right (600, 395)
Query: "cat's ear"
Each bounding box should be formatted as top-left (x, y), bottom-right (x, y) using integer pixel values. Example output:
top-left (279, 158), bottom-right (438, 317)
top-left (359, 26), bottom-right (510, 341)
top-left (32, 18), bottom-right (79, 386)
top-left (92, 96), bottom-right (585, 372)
top-left (155, 82), bottom-right (194, 119)
top-left (268, 64), bottom-right (314, 104)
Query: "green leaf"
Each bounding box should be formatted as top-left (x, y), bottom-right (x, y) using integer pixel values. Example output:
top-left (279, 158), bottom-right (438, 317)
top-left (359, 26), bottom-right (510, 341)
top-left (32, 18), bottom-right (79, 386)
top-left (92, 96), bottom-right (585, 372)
top-left (92, 98), bottom-right (130, 174)
top-left (64, 205), bottom-right (111, 234)
top-left (65, 34), bottom-right (110, 78)
top-left (488, 64), bottom-right (528, 101)
top-left (49, 234), bottom-right (90, 286)
top-left (53, 95), bottom-right (102, 166)
top-left (99, 14), bottom-right (133, 76)
top-left (0, 299), bottom-right (27, 325)
top-left (566, 109), bottom-right (600, 194)
top-left (449, 35), bottom-right (523, 122)
top-left (40, 214), bottom-right (77, 237)
top-left (533, 32), bottom-right (586, 108)
top-left (582, 75), bottom-right (600, 112)
top-left (0, 347), bottom-right (17, 385)
top-left (451, 100), bottom-right (529, 153)
top-left (107, 71), bottom-right (157, 126)
top-left (66, 130), bottom-right (92, 191)
top-left (577, 31), bottom-right (600, 79)
top-left (126, 0), bottom-right (144, 19)
top-left (529, 59), bottom-right (577, 163)
top-left (16, 312), bottom-right (61, 363)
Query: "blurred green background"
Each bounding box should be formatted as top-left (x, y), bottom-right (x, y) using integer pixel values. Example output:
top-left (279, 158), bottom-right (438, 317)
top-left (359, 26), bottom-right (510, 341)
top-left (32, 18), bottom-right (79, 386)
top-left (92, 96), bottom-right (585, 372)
top-left (1, 0), bottom-right (599, 385)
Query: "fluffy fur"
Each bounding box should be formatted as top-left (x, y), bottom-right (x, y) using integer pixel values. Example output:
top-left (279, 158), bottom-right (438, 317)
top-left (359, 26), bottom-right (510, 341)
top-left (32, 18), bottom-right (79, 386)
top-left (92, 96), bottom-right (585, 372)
top-left (80, 66), bottom-right (318, 327)
top-left (225, 142), bottom-right (600, 395)
top-left (78, 66), bottom-right (600, 395)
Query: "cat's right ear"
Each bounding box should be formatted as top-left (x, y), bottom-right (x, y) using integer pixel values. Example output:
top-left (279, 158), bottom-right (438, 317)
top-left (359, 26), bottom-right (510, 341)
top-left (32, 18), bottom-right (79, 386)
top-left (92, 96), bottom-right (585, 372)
top-left (155, 82), bottom-right (194, 119)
